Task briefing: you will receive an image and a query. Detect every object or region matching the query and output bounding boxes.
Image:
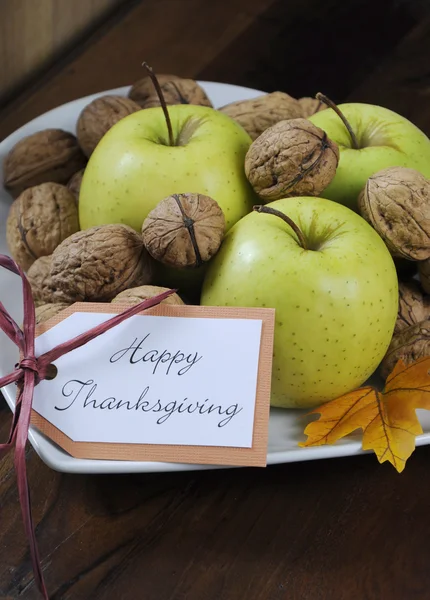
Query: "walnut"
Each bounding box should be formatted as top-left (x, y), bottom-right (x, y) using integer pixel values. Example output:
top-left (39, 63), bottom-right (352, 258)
top-left (245, 118), bottom-right (339, 202)
top-left (379, 319), bottom-right (430, 380)
top-left (27, 255), bottom-right (75, 305)
top-left (67, 168), bottom-right (85, 203)
top-left (6, 183), bottom-right (80, 271)
top-left (27, 256), bottom-right (52, 305)
top-left (298, 97), bottom-right (326, 118)
top-left (35, 303), bottom-right (72, 325)
top-left (128, 74), bottom-right (212, 109)
top-left (419, 260), bottom-right (430, 294)
top-left (50, 224), bottom-right (153, 302)
top-left (142, 193), bottom-right (225, 268)
top-left (3, 129), bottom-right (86, 198)
top-left (219, 92), bottom-right (302, 140)
top-left (76, 95), bottom-right (141, 157)
top-left (358, 166), bottom-right (430, 260)
top-left (112, 285), bottom-right (184, 306)
top-left (395, 280), bottom-right (430, 334)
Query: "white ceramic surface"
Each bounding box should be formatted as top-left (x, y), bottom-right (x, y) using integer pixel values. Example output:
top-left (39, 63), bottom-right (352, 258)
top-left (1, 81), bottom-right (430, 474)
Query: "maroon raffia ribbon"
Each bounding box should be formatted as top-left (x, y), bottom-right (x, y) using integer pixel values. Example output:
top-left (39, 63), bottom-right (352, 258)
top-left (0, 254), bottom-right (176, 599)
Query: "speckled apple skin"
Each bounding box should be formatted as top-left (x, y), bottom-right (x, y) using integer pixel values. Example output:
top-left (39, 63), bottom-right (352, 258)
top-left (79, 105), bottom-right (256, 232)
top-left (201, 197), bottom-right (398, 409)
top-left (309, 103), bottom-right (430, 211)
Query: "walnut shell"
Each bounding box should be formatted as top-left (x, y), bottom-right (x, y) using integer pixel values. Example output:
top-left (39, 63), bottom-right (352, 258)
top-left (76, 95), bottom-right (141, 157)
top-left (128, 74), bottom-right (212, 109)
top-left (35, 303), bottom-right (72, 325)
top-left (3, 129), bottom-right (86, 198)
top-left (67, 168), bottom-right (85, 203)
top-left (419, 260), bottom-right (430, 294)
top-left (27, 256), bottom-right (53, 305)
top-left (358, 167), bottom-right (430, 260)
top-left (298, 97), bottom-right (327, 118)
top-left (142, 193), bottom-right (225, 268)
top-left (6, 183), bottom-right (80, 271)
top-left (245, 118), bottom-right (339, 202)
top-left (27, 255), bottom-right (75, 305)
top-left (379, 319), bottom-right (430, 380)
top-left (219, 92), bottom-right (303, 140)
top-left (395, 280), bottom-right (430, 334)
top-left (112, 285), bottom-right (184, 306)
top-left (50, 224), bottom-right (153, 302)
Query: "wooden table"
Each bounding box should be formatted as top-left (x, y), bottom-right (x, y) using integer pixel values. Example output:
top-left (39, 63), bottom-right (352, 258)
top-left (1, 1), bottom-right (430, 598)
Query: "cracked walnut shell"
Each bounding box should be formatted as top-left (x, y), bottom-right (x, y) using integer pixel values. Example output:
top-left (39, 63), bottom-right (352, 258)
top-left (380, 318), bottom-right (430, 380)
top-left (395, 280), bottom-right (430, 334)
top-left (27, 255), bottom-right (74, 305)
top-left (128, 74), bottom-right (212, 109)
top-left (50, 224), bottom-right (153, 302)
top-left (142, 193), bottom-right (225, 268)
top-left (219, 92), bottom-right (303, 141)
top-left (76, 95), bottom-right (141, 157)
top-left (3, 129), bottom-right (86, 198)
top-left (358, 166), bottom-right (430, 261)
top-left (112, 285), bottom-right (184, 306)
top-left (6, 183), bottom-right (80, 271)
top-left (245, 118), bottom-right (339, 202)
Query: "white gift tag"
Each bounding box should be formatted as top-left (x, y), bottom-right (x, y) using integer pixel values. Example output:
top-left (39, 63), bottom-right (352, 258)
top-left (31, 304), bottom-right (275, 467)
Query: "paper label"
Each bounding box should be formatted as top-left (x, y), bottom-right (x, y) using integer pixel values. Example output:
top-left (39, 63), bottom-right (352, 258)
top-left (31, 303), bottom-right (275, 467)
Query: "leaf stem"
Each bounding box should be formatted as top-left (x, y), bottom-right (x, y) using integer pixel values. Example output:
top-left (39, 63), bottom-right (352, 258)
top-left (316, 92), bottom-right (359, 150)
top-left (141, 62), bottom-right (174, 147)
top-left (253, 205), bottom-right (308, 250)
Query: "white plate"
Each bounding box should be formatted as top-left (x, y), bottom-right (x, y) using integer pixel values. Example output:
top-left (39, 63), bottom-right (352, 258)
top-left (1, 82), bottom-right (430, 474)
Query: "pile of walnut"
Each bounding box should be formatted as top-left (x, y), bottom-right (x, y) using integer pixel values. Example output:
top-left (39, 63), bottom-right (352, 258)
top-left (4, 69), bottom-right (430, 377)
top-left (2, 72), bottom-right (328, 327)
top-left (355, 165), bottom-right (430, 378)
top-left (1, 74), bottom-right (230, 325)
top-left (21, 189), bottom-right (225, 326)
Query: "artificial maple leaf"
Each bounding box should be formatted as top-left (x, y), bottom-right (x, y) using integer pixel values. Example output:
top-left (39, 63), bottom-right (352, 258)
top-left (300, 357), bottom-right (430, 472)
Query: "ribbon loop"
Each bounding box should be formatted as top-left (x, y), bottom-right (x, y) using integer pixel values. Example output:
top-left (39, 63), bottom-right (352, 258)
top-left (0, 253), bottom-right (176, 599)
top-left (18, 356), bottom-right (39, 374)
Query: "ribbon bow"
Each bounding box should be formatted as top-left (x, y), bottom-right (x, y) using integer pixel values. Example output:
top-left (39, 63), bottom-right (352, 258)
top-left (0, 254), bottom-right (175, 599)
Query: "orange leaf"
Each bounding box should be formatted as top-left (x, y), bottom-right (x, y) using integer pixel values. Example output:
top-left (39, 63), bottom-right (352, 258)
top-left (300, 357), bottom-right (430, 472)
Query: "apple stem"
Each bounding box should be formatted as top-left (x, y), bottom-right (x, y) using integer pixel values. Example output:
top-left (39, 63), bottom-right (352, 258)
top-left (142, 62), bottom-right (175, 146)
top-left (253, 205), bottom-right (308, 250)
top-left (316, 92), bottom-right (359, 150)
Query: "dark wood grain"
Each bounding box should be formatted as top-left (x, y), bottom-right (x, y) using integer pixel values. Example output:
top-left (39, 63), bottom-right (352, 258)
top-left (199, 0), bottom-right (417, 100)
top-left (0, 0), bottom-right (278, 141)
top-left (2, 386), bottom-right (430, 600)
top-left (1, 0), bottom-right (430, 598)
top-left (349, 15), bottom-right (430, 135)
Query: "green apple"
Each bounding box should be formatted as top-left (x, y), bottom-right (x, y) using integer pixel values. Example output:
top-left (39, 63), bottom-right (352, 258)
top-left (79, 104), bottom-right (256, 232)
top-left (201, 196), bottom-right (398, 409)
top-left (309, 103), bottom-right (430, 211)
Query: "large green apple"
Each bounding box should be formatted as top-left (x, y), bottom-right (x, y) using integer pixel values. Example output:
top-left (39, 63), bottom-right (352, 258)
top-left (309, 103), bottom-right (430, 211)
top-left (201, 196), bottom-right (398, 409)
top-left (79, 104), bottom-right (256, 232)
